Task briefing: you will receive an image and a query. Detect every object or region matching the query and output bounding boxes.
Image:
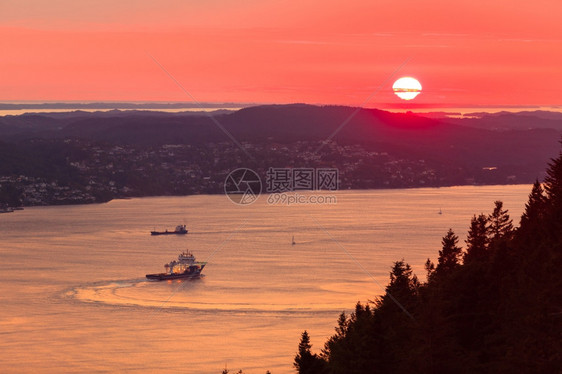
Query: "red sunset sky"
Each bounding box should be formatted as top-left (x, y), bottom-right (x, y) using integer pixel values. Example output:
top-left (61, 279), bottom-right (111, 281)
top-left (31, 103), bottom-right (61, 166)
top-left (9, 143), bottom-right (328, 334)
top-left (1, 0), bottom-right (561, 108)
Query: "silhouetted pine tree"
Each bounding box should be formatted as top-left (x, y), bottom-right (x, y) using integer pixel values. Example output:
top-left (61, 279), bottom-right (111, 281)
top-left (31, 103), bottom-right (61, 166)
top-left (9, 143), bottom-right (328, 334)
top-left (294, 330), bottom-right (326, 374)
top-left (543, 147), bottom-right (562, 245)
top-left (321, 313), bottom-right (350, 374)
top-left (488, 200), bottom-right (514, 243)
top-left (321, 303), bottom-right (382, 373)
top-left (544, 148), bottom-right (562, 205)
top-left (516, 180), bottom-right (546, 248)
top-left (385, 260), bottom-right (419, 304)
top-left (424, 258), bottom-right (435, 282)
top-left (377, 260), bottom-right (419, 373)
top-left (519, 181), bottom-right (546, 229)
top-left (464, 214), bottom-right (489, 264)
top-left (436, 229), bottom-right (462, 276)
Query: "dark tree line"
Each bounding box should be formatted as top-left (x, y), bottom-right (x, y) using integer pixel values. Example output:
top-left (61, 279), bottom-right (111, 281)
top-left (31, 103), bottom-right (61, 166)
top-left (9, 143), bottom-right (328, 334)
top-left (295, 147), bottom-right (562, 373)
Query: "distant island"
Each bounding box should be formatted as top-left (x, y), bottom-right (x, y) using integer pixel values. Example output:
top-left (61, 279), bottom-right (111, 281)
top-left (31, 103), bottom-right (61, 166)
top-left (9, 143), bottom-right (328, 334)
top-left (1, 104), bottom-right (561, 207)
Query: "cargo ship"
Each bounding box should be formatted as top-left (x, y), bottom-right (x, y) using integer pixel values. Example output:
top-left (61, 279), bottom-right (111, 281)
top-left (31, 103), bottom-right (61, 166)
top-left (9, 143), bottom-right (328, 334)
top-left (146, 250), bottom-right (206, 281)
top-left (150, 224), bottom-right (188, 236)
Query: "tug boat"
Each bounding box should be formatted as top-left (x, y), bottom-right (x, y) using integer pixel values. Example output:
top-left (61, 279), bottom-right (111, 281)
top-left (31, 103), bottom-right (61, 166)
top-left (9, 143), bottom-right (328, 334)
top-left (146, 250), bottom-right (206, 281)
top-left (150, 224), bottom-right (188, 236)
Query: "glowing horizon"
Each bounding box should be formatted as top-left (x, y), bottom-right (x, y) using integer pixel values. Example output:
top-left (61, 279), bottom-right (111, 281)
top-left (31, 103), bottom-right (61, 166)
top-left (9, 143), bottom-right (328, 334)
top-left (1, 1), bottom-right (561, 107)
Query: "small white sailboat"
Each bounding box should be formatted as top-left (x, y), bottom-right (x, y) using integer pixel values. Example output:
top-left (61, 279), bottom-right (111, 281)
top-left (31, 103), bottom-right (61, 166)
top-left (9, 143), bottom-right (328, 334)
top-left (438, 208), bottom-right (443, 215)
top-left (291, 235), bottom-right (296, 245)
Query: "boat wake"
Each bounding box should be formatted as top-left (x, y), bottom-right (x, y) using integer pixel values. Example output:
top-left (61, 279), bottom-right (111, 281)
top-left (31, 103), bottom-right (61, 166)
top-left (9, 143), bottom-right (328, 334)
top-left (64, 279), bottom-right (350, 314)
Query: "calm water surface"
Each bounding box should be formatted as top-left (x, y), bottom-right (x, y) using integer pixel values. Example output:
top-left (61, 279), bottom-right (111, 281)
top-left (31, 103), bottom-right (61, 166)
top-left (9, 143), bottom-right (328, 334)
top-left (0, 186), bottom-right (531, 373)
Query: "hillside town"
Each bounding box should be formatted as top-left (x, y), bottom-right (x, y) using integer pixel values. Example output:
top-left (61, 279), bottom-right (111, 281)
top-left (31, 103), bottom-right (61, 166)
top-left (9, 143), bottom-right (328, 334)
top-left (0, 138), bottom-right (515, 208)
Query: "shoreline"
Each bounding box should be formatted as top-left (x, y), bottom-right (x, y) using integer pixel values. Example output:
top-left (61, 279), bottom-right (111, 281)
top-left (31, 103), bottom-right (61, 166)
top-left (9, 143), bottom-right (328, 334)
top-left (3, 182), bottom-right (533, 210)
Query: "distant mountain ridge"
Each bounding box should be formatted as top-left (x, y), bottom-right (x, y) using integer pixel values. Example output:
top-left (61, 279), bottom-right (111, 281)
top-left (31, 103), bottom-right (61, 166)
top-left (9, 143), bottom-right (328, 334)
top-left (0, 104), bottom-right (560, 187)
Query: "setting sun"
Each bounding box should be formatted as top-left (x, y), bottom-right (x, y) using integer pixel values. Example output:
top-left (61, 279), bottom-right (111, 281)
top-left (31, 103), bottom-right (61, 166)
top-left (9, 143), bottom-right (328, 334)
top-left (392, 77), bottom-right (422, 100)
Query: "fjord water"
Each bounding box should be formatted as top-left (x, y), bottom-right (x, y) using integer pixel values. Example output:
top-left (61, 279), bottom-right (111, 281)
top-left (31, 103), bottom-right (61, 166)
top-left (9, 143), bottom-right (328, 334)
top-left (0, 186), bottom-right (531, 373)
